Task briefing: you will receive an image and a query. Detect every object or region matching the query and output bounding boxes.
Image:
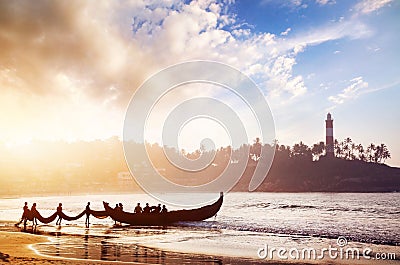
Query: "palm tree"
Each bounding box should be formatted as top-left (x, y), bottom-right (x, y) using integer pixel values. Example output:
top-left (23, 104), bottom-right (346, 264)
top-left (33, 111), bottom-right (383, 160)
top-left (292, 141), bottom-right (312, 160)
top-left (343, 142), bottom-right (349, 160)
top-left (250, 137), bottom-right (262, 161)
top-left (272, 139), bottom-right (279, 148)
top-left (375, 145), bottom-right (382, 163)
top-left (351, 143), bottom-right (356, 160)
top-left (357, 144), bottom-right (366, 161)
top-left (344, 137), bottom-right (352, 160)
top-left (367, 143), bottom-right (376, 162)
top-left (334, 139), bottom-right (341, 158)
top-left (278, 145), bottom-right (291, 158)
top-left (382, 147), bottom-right (391, 163)
top-left (378, 143), bottom-right (391, 164)
top-left (312, 141), bottom-right (325, 160)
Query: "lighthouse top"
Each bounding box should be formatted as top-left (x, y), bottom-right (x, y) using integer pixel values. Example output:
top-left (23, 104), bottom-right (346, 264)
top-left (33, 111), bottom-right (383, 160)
top-left (326, 113), bottom-right (332, 120)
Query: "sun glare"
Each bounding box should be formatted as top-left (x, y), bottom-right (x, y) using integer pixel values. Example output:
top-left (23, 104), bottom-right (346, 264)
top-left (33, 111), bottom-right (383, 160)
top-left (4, 139), bottom-right (31, 149)
top-left (178, 117), bottom-right (231, 153)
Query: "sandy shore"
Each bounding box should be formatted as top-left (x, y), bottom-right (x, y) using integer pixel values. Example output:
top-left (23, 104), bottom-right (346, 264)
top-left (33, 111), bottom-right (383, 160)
top-left (0, 230), bottom-right (398, 265)
top-left (0, 230), bottom-right (312, 265)
top-left (0, 231), bottom-right (151, 265)
top-left (0, 231), bottom-right (282, 265)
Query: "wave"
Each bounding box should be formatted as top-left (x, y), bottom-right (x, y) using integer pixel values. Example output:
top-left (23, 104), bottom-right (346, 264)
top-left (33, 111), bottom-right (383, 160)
top-left (238, 202), bottom-right (317, 210)
top-left (276, 204), bottom-right (317, 209)
top-left (174, 220), bottom-right (400, 246)
top-left (238, 202), bottom-right (400, 215)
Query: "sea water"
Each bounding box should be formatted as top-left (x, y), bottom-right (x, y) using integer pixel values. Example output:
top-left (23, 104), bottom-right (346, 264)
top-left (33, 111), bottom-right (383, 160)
top-left (0, 192), bottom-right (399, 263)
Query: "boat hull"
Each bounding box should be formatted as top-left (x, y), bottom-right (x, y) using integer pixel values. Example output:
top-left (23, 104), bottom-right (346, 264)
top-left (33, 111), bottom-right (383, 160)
top-left (103, 193), bottom-right (223, 226)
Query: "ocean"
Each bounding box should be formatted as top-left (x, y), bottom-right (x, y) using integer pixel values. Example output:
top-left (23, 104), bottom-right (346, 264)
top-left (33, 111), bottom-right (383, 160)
top-left (0, 192), bottom-right (399, 264)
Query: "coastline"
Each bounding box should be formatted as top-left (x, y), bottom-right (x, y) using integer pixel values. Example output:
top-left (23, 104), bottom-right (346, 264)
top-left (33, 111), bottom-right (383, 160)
top-left (0, 231), bottom-right (118, 265)
top-left (0, 230), bottom-right (301, 265)
top-left (0, 230), bottom-right (277, 265)
top-left (0, 229), bottom-right (398, 265)
top-left (1, 192), bottom-right (398, 265)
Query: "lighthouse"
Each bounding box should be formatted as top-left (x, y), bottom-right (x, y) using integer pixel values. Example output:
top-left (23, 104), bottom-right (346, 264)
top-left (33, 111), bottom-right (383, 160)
top-left (325, 113), bottom-right (334, 158)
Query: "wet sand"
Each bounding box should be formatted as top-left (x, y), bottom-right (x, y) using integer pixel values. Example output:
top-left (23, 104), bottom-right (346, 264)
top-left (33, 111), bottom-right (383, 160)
top-left (0, 230), bottom-right (398, 265)
top-left (0, 217), bottom-right (400, 265)
top-left (0, 230), bottom-right (309, 265)
top-left (0, 231), bottom-right (118, 265)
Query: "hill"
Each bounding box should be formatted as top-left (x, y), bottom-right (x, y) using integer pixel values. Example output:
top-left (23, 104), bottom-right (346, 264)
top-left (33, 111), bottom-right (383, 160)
top-left (233, 157), bottom-right (400, 192)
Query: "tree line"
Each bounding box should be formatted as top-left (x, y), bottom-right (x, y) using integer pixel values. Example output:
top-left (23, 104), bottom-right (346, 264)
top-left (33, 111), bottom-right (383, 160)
top-left (271, 137), bottom-right (391, 163)
top-left (182, 137), bottom-right (391, 164)
top-left (0, 136), bottom-right (391, 196)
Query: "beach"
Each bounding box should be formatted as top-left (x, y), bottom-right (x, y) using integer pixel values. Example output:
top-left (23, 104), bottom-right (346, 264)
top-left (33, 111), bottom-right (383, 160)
top-left (0, 231), bottom-right (106, 265)
top-left (0, 230), bottom-right (399, 265)
top-left (0, 230), bottom-right (303, 265)
top-left (1, 0), bottom-right (399, 264)
top-left (0, 231), bottom-right (228, 265)
top-left (0, 193), bottom-right (399, 264)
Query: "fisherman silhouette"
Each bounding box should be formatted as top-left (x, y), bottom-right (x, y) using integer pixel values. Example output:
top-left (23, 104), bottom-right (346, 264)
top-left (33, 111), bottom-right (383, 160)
top-left (56, 203), bottom-right (63, 225)
top-left (85, 202), bottom-right (90, 228)
top-left (31, 203), bottom-right (38, 225)
top-left (153, 204), bottom-right (161, 213)
top-left (113, 203), bottom-right (124, 226)
top-left (143, 203), bottom-right (150, 213)
top-left (16, 202), bottom-right (29, 228)
top-left (161, 205), bottom-right (168, 213)
top-left (21, 202), bottom-right (28, 221)
top-left (134, 203), bottom-right (142, 214)
top-left (113, 204), bottom-right (119, 225)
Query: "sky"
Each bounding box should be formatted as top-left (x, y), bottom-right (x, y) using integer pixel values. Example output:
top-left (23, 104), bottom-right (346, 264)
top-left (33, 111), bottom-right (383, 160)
top-left (0, 0), bottom-right (399, 166)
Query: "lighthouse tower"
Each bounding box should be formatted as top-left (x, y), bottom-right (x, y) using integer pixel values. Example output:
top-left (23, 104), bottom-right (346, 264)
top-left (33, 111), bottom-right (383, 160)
top-left (325, 113), bottom-right (334, 158)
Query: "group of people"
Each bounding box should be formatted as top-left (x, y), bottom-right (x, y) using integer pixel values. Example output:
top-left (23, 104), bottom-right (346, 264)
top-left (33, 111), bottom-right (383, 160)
top-left (17, 202), bottom-right (38, 226)
top-left (113, 202), bottom-right (168, 214)
top-left (18, 201), bottom-right (168, 227)
top-left (56, 202), bottom-right (91, 227)
top-left (133, 202), bottom-right (168, 214)
top-left (18, 202), bottom-right (92, 228)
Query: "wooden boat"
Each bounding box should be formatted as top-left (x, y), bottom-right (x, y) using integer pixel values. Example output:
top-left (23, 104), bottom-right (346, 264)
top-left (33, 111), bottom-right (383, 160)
top-left (102, 192), bottom-right (223, 225)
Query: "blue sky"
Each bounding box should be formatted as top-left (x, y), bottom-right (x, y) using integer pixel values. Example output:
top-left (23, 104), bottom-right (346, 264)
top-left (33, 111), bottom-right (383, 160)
top-left (231, 0), bottom-right (400, 165)
top-left (0, 0), bottom-right (399, 166)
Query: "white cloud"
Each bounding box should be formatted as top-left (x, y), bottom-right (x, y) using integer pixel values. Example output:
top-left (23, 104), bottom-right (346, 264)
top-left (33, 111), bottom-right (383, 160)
top-left (280, 27), bottom-right (291, 36)
top-left (316, 0), bottom-right (336, 5)
top-left (279, 19), bottom-right (372, 54)
top-left (0, 0), bottom-right (384, 142)
top-left (354, 0), bottom-right (392, 14)
top-left (293, 44), bottom-right (306, 54)
top-left (2, 0), bottom-right (374, 108)
top-left (328, 77), bottom-right (368, 104)
top-left (128, 1), bottom-right (374, 105)
top-left (266, 56), bottom-right (306, 99)
top-left (140, 0), bottom-right (381, 113)
top-left (260, 0), bottom-right (307, 9)
top-left (306, 73), bottom-right (315, 80)
top-left (130, 0), bottom-right (309, 100)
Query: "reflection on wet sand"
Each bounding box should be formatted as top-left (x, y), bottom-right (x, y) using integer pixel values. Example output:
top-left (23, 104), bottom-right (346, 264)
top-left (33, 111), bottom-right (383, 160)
top-left (12, 223), bottom-right (270, 264)
top-left (35, 234), bottom-right (224, 264)
top-left (84, 231), bottom-right (89, 259)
